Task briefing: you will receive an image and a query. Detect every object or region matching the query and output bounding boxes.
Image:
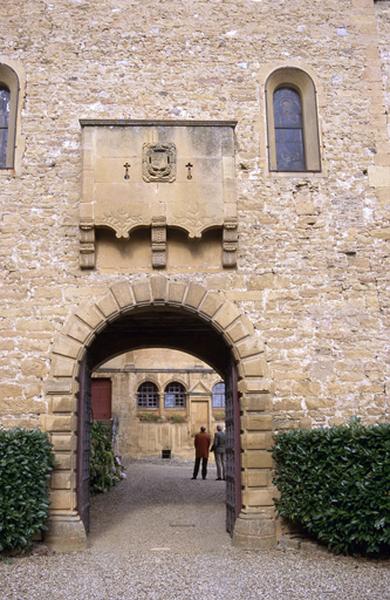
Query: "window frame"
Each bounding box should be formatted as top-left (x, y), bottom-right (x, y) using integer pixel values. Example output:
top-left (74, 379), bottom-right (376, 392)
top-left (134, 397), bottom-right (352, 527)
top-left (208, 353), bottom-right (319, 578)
top-left (211, 381), bottom-right (226, 409)
top-left (0, 63), bottom-right (20, 170)
top-left (265, 67), bottom-right (321, 173)
top-left (164, 381), bottom-right (186, 409)
top-left (136, 381), bottom-right (160, 409)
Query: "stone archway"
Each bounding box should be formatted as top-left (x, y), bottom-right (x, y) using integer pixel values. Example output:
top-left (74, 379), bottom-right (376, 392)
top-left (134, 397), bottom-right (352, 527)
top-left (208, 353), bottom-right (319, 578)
top-left (43, 275), bottom-right (275, 552)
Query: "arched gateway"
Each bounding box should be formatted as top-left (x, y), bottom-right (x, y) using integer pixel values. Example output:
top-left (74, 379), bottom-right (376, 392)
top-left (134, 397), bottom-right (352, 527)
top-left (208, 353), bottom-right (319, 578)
top-left (43, 276), bottom-right (275, 551)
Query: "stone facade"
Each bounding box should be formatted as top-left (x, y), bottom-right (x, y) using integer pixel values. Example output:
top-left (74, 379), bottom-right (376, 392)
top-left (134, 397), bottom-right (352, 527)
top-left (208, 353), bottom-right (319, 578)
top-left (93, 349), bottom-right (225, 459)
top-left (0, 0), bottom-right (389, 551)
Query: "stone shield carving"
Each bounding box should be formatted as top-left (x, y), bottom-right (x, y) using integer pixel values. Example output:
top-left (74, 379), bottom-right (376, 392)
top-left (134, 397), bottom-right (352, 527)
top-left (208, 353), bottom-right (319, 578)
top-left (142, 143), bottom-right (176, 182)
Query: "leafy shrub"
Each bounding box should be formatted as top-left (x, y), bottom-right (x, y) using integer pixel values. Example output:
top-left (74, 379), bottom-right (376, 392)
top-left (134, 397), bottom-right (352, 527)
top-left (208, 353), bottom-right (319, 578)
top-left (138, 412), bottom-right (162, 423)
top-left (0, 428), bottom-right (54, 553)
top-left (272, 421), bottom-right (390, 556)
top-left (89, 422), bottom-right (125, 495)
top-left (167, 414), bottom-right (187, 424)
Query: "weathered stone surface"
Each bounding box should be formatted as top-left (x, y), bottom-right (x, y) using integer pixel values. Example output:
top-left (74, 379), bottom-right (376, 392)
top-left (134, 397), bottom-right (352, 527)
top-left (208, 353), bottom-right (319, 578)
top-left (242, 469), bottom-right (270, 487)
top-left (50, 470), bottom-right (75, 491)
top-left (45, 516), bottom-right (87, 553)
top-left (233, 513), bottom-right (276, 549)
top-left (51, 434), bottom-right (76, 452)
top-left (110, 281), bottom-right (134, 310)
top-left (241, 431), bottom-right (273, 449)
top-left (242, 488), bottom-right (274, 507)
top-left (49, 491), bottom-right (75, 511)
top-left (242, 450), bottom-right (273, 469)
top-left (0, 0), bottom-right (389, 553)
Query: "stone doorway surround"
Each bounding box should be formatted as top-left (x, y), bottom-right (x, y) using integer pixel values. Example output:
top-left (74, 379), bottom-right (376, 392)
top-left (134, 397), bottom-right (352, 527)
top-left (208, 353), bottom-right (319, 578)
top-left (42, 275), bottom-right (275, 552)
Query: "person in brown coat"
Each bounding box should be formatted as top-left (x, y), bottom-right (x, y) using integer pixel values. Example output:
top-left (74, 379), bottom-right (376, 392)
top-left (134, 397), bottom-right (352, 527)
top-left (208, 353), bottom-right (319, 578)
top-left (191, 426), bottom-right (211, 480)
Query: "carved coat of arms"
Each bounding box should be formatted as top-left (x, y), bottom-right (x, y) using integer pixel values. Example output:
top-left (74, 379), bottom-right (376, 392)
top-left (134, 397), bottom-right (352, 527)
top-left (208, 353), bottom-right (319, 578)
top-left (142, 143), bottom-right (176, 182)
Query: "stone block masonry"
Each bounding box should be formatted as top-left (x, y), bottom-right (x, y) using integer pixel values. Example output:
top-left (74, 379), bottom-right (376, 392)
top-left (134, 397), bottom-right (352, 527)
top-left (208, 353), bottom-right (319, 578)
top-left (0, 0), bottom-right (389, 550)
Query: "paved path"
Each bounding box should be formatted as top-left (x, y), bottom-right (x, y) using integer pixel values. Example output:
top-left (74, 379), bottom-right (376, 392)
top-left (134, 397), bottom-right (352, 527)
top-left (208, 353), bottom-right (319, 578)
top-left (0, 461), bottom-right (389, 600)
top-left (89, 460), bottom-right (229, 555)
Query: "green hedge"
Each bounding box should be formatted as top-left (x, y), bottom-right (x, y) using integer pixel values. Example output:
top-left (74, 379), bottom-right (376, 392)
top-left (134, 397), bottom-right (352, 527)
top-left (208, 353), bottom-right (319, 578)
top-left (272, 421), bottom-right (390, 556)
top-left (89, 422), bottom-right (125, 495)
top-left (0, 428), bottom-right (54, 552)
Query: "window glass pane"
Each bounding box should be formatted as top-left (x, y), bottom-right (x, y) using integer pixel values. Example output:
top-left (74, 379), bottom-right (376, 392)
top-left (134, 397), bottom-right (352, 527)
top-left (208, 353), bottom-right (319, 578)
top-left (212, 382), bottom-right (225, 408)
top-left (164, 382), bottom-right (186, 408)
top-left (0, 129), bottom-right (8, 167)
top-left (164, 393), bottom-right (176, 408)
top-left (137, 382), bottom-right (159, 408)
top-left (273, 87), bottom-right (305, 171)
top-left (0, 86), bottom-right (10, 167)
top-left (0, 87), bottom-right (10, 129)
top-left (274, 88), bottom-right (302, 128)
top-left (275, 128), bottom-right (305, 171)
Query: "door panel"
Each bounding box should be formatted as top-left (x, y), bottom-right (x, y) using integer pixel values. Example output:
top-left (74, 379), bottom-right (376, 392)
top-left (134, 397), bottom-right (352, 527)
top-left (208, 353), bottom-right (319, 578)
top-left (225, 362), bottom-right (241, 535)
top-left (76, 356), bottom-right (91, 533)
top-left (91, 378), bottom-right (112, 420)
top-left (191, 400), bottom-right (209, 435)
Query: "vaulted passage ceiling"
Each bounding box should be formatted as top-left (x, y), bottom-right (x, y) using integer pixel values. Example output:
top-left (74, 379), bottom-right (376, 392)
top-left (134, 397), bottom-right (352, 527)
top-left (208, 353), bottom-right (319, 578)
top-left (88, 306), bottom-right (231, 376)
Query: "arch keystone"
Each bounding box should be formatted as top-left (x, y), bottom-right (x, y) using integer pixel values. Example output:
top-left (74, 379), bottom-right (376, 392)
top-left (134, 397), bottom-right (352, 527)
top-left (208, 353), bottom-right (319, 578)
top-left (132, 280), bottom-right (152, 305)
top-left (150, 275), bottom-right (168, 303)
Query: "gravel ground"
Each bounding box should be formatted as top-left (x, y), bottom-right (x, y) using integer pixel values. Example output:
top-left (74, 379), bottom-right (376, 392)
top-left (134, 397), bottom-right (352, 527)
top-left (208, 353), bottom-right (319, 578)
top-left (0, 460), bottom-right (389, 600)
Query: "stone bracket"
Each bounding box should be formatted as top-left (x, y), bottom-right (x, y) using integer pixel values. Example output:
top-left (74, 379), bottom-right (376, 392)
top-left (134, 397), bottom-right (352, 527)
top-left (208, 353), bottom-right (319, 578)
top-left (151, 216), bottom-right (167, 269)
top-left (222, 218), bottom-right (238, 268)
top-left (80, 223), bottom-right (95, 269)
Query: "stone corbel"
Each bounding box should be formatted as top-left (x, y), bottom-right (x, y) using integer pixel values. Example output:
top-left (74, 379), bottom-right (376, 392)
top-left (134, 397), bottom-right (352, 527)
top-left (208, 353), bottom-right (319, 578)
top-left (222, 218), bottom-right (238, 268)
top-left (151, 216), bottom-right (167, 269)
top-left (79, 222), bottom-right (95, 269)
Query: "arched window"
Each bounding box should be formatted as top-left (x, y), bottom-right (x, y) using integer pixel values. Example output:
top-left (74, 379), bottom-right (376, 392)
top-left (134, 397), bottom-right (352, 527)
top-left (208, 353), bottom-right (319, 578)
top-left (137, 381), bottom-right (159, 408)
top-left (0, 64), bottom-right (20, 169)
top-left (273, 87), bottom-right (305, 171)
top-left (164, 382), bottom-right (186, 408)
top-left (266, 67), bottom-right (321, 172)
top-left (0, 85), bottom-right (10, 168)
top-left (212, 382), bottom-right (225, 409)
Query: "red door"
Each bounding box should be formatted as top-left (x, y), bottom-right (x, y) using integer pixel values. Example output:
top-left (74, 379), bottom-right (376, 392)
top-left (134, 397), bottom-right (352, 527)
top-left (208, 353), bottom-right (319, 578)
top-left (91, 378), bottom-right (112, 420)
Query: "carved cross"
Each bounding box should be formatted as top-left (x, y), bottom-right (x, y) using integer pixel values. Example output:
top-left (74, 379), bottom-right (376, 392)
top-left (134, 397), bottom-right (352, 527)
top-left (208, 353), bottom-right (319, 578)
top-left (123, 162), bottom-right (131, 180)
top-left (185, 162), bottom-right (193, 180)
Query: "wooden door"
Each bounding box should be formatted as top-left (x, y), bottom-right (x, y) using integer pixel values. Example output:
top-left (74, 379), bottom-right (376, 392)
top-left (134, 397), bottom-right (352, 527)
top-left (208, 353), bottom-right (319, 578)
top-left (91, 378), bottom-right (112, 420)
top-left (191, 400), bottom-right (209, 435)
top-left (225, 362), bottom-right (242, 535)
top-left (76, 356), bottom-right (92, 533)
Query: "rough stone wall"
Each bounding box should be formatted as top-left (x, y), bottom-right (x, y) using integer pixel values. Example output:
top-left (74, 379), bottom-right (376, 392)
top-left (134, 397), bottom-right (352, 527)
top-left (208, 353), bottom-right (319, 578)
top-left (0, 0), bottom-right (389, 432)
